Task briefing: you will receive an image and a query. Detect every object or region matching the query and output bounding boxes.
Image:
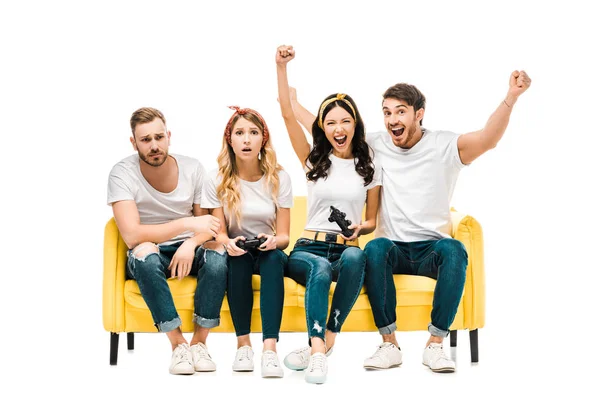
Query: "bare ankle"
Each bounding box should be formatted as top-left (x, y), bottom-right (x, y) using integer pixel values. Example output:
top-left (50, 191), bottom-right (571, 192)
top-left (311, 337), bottom-right (326, 355)
top-left (263, 338), bottom-right (277, 352)
top-left (382, 333), bottom-right (399, 348)
top-left (325, 330), bottom-right (337, 352)
top-left (426, 335), bottom-right (444, 347)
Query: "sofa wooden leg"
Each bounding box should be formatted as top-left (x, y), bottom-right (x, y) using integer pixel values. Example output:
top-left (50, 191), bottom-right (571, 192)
top-left (127, 332), bottom-right (134, 350)
top-left (450, 330), bottom-right (457, 347)
top-left (469, 329), bottom-right (479, 363)
top-left (110, 333), bottom-right (119, 365)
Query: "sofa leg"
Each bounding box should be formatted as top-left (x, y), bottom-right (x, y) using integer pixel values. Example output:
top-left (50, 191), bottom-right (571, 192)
top-left (469, 329), bottom-right (479, 363)
top-left (450, 330), bottom-right (457, 347)
top-left (110, 333), bottom-right (119, 365)
top-left (127, 332), bottom-right (135, 350)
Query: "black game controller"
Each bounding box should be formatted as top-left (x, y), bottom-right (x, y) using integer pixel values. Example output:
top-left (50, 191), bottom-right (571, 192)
top-left (328, 206), bottom-right (354, 238)
top-left (235, 237), bottom-right (268, 250)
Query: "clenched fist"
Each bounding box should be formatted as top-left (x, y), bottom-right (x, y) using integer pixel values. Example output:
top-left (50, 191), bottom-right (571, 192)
top-left (276, 45), bottom-right (295, 65)
top-left (507, 70), bottom-right (531, 100)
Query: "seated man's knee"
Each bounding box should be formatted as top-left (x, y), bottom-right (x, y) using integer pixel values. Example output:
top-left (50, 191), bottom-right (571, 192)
top-left (364, 237), bottom-right (394, 257)
top-left (364, 238), bottom-right (394, 272)
top-left (131, 242), bottom-right (159, 261)
top-left (435, 239), bottom-right (468, 270)
top-left (436, 239), bottom-right (467, 259)
top-left (201, 240), bottom-right (226, 255)
top-left (202, 247), bottom-right (228, 278)
top-left (128, 243), bottom-right (161, 278)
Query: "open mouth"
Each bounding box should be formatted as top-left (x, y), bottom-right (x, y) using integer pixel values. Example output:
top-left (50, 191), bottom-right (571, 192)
top-left (391, 127), bottom-right (405, 137)
top-left (333, 135), bottom-right (348, 147)
top-left (241, 147), bottom-right (252, 153)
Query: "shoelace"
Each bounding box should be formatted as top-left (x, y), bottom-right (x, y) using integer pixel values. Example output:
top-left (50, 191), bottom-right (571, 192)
top-left (429, 345), bottom-right (451, 362)
top-left (370, 343), bottom-right (394, 361)
top-left (308, 354), bottom-right (326, 372)
top-left (175, 344), bottom-right (191, 363)
top-left (292, 346), bottom-right (310, 363)
top-left (263, 352), bottom-right (279, 368)
top-left (193, 344), bottom-right (211, 360)
top-left (237, 347), bottom-right (252, 361)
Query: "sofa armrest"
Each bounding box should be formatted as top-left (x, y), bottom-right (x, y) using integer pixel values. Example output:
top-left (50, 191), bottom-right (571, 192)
top-left (451, 210), bottom-right (485, 329)
top-left (103, 218), bottom-right (128, 332)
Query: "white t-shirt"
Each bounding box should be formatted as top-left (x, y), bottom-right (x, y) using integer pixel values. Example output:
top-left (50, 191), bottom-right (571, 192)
top-left (107, 153), bottom-right (206, 245)
top-left (304, 153), bottom-right (381, 234)
top-left (201, 169), bottom-right (294, 239)
top-left (367, 129), bottom-right (466, 242)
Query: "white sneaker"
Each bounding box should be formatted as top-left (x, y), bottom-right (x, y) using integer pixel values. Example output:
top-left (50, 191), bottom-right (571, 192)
top-left (283, 346), bottom-right (333, 371)
top-left (363, 342), bottom-right (403, 370)
top-left (190, 342), bottom-right (216, 372)
top-left (169, 343), bottom-right (195, 375)
top-left (261, 350), bottom-right (284, 378)
top-left (422, 342), bottom-right (455, 373)
top-left (232, 345), bottom-right (254, 372)
top-left (305, 352), bottom-right (327, 384)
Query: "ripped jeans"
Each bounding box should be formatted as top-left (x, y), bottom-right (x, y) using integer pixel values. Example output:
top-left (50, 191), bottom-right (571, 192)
top-left (126, 241), bottom-right (228, 332)
top-left (287, 238), bottom-right (366, 343)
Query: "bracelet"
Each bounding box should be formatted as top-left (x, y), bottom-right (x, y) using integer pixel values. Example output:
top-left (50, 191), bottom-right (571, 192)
top-left (503, 99), bottom-right (511, 108)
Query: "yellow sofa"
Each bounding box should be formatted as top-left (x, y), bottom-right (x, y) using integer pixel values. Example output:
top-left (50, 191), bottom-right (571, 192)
top-left (103, 196), bottom-right (485, 365)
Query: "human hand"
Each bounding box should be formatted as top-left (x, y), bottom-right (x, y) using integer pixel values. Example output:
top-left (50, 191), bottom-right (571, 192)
top-left (168, 239), bottom-right (197, 279)
top-left (225, 236), bottom-right (246, 256)
top-left (275, 45), bottom-right (295, 65)
top-left (341, 222), bottom-right (362, 241)
top-left (184, 215), bottom-right (220, 237)
top-left (257, 233), bottom-right (277, 251)
top-left (506, 70), bottom-right (531, 102)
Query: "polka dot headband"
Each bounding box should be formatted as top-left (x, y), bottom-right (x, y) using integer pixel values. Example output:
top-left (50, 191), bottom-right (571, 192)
top-left (223, 106), bottom-right (270, 147)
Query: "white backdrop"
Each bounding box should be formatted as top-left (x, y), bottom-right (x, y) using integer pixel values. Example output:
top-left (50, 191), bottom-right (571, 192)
top-left (2, 0), bottom-right (598, 396)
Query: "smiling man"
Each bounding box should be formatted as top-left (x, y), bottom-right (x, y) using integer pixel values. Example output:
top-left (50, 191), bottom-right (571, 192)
top-left (362, 71), bottom-right (531, 373)
top-left (289, 69), bottom-right (531, 374)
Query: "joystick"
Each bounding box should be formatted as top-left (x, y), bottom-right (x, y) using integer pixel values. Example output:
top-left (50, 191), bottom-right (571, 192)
top-left (235, 236), bottom-right (268, 250)
top-left (328, 206), bottom-right (354, 238)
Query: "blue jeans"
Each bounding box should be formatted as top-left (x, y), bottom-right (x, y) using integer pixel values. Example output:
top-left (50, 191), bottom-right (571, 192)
top-left (287, 238), bottom-right (366, 342)
top-left (227, 249), bottom-right (287, 342)
top-left (126, 241), bottom-right (228, 332)
top-left (364, 237), bottom-right (468, 337)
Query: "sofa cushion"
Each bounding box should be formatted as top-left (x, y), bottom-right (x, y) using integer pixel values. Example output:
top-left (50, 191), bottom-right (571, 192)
top-left (124, 276), bottom-right (302, 311)
top-left (124, 274), bottom-right (438, 313)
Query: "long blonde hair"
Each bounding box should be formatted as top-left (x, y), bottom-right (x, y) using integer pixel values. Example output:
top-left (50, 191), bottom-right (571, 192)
top-left (217, 111), bottom-right (282, 228)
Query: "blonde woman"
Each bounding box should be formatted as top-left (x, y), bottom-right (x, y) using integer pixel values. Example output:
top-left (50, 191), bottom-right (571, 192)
top-left (202, 106), bottom-right (293, 378)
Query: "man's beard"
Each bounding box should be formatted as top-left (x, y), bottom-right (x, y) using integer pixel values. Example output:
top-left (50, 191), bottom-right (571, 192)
top-left (388, 121), bottom-right (419, 148)
top-left (140, 151), bottom-right (168, 167)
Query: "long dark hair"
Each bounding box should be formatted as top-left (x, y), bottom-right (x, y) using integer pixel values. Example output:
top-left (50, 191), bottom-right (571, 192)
top-left (306, 93), bottom-right (374, 186)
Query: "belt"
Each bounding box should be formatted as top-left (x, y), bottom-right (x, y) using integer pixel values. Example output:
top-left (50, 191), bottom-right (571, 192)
top-left (302, 230), bottom-right (359, 247)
